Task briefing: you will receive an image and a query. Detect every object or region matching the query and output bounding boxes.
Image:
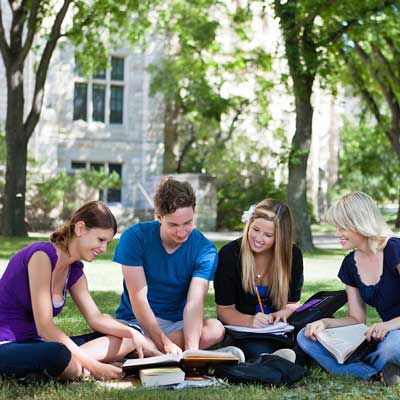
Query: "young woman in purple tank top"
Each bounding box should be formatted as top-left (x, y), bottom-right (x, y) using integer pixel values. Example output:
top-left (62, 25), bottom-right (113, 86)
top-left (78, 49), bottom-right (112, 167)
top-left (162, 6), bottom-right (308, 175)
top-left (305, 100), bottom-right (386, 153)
top-left (0, 201), bottom-right (160, 381)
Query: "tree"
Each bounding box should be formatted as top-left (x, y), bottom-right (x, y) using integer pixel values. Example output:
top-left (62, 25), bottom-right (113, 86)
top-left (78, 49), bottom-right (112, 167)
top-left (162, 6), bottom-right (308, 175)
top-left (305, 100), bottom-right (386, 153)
top-left (0, 0), bottom-right (155, 236)
top-left (334, 119), bottom-right (400, 214)
top-left (149, 0), bottom-right (272, 174)
top-left (271, 0), bottom-right (397, 251)
top-left (333, 6), bottom-right (400, 226)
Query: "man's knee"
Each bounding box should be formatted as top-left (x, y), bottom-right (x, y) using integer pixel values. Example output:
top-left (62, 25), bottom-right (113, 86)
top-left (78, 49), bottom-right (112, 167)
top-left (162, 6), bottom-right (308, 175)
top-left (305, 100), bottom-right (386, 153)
top-left (204, 318), bottom-right (225, 342)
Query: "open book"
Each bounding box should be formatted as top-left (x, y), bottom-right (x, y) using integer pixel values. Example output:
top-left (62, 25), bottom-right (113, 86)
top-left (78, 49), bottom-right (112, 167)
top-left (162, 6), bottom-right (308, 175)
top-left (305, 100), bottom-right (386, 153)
top-left (224, 321), bottom-right (294, 335)
top-left (316, 323), bottom-right (378, 364)
top-left (123, 349), bottom-right (239, 374)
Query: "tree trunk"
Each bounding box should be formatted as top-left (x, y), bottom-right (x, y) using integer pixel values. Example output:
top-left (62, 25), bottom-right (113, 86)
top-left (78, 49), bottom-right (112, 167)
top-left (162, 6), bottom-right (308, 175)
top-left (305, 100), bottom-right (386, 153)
top-left (163, 101), bottom-right (179, 173)
top-left (287, 89), bottom-right (315, 252)
top-left (2, 65), bottom-right (29, 236)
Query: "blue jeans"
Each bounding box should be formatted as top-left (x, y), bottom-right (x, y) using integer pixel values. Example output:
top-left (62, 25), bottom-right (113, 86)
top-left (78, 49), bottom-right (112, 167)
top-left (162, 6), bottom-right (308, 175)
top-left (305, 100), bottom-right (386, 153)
top-left (0, 332), bottom-right (102, 380)
top-left (297, 327), bottom-right (400, 379)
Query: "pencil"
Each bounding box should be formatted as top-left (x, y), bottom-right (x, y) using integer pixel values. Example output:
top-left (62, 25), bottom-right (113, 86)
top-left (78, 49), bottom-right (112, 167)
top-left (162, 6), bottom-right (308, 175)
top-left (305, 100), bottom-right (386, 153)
top-left (255, 285), bottom-right (265, 314)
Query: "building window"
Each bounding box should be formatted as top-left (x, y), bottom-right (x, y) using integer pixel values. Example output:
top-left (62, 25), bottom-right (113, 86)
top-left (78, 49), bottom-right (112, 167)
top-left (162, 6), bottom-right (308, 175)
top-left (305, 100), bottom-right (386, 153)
top-left (107, 163), bottom-right (122, 202)
top-left (73, 57), bottom-right (125, 125)
top-left (73, 83), bottom-right (87, 121)
top-left (92, 84), bottom-right (106, 122)
top-left (71, 161), bottom-right (122, 203)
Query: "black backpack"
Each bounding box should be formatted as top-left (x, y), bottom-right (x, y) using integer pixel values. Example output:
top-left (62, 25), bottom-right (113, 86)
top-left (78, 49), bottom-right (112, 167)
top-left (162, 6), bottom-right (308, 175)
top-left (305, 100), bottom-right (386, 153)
top-left (287, 290), bottom-right (347, 333)
top-left (214, 354), bottom-right (309, 386)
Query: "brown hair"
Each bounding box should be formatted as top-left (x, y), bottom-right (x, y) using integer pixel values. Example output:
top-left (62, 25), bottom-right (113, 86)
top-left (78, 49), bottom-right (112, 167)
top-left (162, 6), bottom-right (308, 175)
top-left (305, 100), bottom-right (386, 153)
top-left (241, 199), bottom-right (293, 309)
top-left (154, 177), bottom-right (196, 216)
top-left (50, 201), bottom-right (117, 254)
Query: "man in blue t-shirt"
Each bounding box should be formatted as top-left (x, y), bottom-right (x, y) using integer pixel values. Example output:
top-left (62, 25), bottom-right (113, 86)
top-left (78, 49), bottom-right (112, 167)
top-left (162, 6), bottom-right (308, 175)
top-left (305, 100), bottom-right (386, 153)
top-left (113, 177), bottom-right (224, 354)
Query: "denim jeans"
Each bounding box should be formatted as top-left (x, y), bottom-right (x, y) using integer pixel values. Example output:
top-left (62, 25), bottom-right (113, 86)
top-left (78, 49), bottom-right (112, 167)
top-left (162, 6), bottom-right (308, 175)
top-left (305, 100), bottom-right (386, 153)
top-left (0, 332), bottom-right (103, 380)
top-left (297, 327), bottom-right (400, 379)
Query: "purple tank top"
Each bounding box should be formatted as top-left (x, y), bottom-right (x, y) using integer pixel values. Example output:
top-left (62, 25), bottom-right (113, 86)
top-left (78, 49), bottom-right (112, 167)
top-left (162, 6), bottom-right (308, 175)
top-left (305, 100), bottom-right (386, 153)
top-left (0, 242), bottom-right (84, 342)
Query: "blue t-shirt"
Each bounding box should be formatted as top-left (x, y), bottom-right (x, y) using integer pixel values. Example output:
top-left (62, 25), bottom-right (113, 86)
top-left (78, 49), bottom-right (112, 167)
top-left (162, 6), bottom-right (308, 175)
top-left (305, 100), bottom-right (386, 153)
top-left (113, 221), bottom-right (218, 322)
top-left (338, 237), bottom-right (400, 322)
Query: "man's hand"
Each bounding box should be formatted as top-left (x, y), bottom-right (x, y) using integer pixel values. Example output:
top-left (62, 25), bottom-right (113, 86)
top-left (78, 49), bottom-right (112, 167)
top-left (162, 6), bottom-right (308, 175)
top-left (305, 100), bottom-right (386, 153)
top-left (162, 338), bottom-right (183, 355)
top-left (130, 330), bottom-right (162, 358)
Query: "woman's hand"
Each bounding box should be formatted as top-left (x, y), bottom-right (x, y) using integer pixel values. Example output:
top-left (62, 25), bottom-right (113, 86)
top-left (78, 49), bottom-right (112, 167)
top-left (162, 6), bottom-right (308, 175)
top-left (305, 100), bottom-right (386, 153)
top-left (88, 360), bottom-right (123, 380)
top-left (131, 330), bottom-right (162, 358)
top-left (269, 309), bottom-right (289, 324)
top-left (304, 319), bottom-right (326, 340)
top-left (366, 321), bottom-right (393, 342)
top-left (251, 312), bottom-right (273, 327)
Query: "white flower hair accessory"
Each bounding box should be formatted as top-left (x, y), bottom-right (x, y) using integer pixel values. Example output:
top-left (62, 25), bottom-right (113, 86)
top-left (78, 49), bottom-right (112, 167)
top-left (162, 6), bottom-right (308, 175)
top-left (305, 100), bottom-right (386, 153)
top-left (241, 204), bottom-right (256, 223)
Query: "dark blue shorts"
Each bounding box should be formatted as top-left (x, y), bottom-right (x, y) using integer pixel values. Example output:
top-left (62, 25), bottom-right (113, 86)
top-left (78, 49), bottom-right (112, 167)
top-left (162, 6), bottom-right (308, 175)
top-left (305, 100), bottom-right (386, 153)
top-left (0, 332), bottom-right (103, 380)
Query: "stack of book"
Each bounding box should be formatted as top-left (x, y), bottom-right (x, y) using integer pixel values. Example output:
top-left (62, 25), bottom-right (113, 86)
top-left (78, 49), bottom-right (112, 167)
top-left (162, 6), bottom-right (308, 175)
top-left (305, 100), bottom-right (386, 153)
top-left (122, 349), bottom-right (240, 388)
top-left (139, 367), bottom-right (185, 387)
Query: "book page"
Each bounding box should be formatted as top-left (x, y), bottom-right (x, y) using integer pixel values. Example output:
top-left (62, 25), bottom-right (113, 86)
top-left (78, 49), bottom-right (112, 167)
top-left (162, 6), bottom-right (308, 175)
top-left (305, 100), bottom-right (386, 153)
top-left (182, 349), bottom-right (238, 359)
top-left (317, 323), bottom-right (367, 363)
top-left (123, 353), bottom-right (181, 369)
top-left (224, 322), bottom-right (294, 334)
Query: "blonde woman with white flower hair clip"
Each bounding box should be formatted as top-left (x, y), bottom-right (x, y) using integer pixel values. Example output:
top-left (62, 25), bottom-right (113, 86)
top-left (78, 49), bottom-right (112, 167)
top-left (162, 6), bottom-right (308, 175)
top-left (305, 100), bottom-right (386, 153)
top-left (214, 199), bottom-right (304, 360)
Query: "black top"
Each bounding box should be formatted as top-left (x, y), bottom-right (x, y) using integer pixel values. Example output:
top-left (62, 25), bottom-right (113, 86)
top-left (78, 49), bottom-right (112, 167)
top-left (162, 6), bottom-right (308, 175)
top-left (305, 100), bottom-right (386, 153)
top-left (214, 238), bottom-right (304, 315)
top-left (338, 237), bottom-right (400, 322)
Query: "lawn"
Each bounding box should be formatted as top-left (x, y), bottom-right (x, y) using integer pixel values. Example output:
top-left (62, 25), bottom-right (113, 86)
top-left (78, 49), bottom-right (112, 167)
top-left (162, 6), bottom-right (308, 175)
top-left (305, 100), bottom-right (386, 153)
top-left (1, 238), bottom-right (399, 398)
top-left (0, 283), bottom-right (397, 399)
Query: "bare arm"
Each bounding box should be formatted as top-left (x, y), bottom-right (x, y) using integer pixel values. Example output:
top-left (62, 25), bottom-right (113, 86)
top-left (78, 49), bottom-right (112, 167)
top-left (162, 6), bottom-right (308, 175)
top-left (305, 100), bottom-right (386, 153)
top-left (122, 265), bottom-right (181, 354)
top-left (28, 252), bottom-right (121, 379)
top-left (69, 275), bottom-right (160, 358)
top-left (183, 277), bottom-right (209, 350)
top-left (305, 285), bottom-right (366, 340)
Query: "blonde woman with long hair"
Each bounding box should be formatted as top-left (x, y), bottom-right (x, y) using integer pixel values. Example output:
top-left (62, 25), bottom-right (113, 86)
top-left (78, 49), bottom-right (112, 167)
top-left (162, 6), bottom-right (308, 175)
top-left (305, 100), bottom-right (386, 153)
top-left (214, 199), bottom-right (304, 360)
top-left (298, 192), bottom-right (400, 385)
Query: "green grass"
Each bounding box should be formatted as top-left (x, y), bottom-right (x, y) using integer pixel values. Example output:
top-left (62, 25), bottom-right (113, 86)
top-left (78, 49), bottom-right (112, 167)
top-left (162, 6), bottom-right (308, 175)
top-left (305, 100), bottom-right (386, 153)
top-left (1, 236), bottom-right (399, 398)
top-left (0, 288), bottom-right (390, 399)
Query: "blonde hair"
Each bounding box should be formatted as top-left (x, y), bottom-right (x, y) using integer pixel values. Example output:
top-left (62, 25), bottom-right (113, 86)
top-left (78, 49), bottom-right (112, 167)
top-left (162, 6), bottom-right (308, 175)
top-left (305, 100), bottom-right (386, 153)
top-left (240, 199), bottom-right (293, 309)
top-left (326, 192), bottom-right (392, 254)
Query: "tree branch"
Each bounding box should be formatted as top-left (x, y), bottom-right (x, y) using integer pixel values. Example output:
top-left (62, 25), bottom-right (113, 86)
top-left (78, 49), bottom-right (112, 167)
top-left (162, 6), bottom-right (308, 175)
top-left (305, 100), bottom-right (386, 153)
top-left (9, 0), bottom-right (29, 51)
top-left (24, 0), bottom-right (72, 140)
top-left (176, 123), bottom-right (197, 173)
top-left (383, 34), bottom-right (400, 80)
top-left (353, 41), bottom-right (400, 119)
top-left (322, 0), bottom-right (397, 46)
top-left (0, 3), bottom-right (10, 68)
top-left (18, 0), bottom-right (42, 65)
top-left (340, 47), bottom-right (382, 124)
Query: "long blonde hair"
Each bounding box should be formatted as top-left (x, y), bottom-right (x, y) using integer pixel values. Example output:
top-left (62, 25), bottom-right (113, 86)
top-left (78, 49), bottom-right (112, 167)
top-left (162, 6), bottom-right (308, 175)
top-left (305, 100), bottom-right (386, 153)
top-left (240, 199), bottom-right (293, 309)
top-left (326, 192), bottom-right (392, 254)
